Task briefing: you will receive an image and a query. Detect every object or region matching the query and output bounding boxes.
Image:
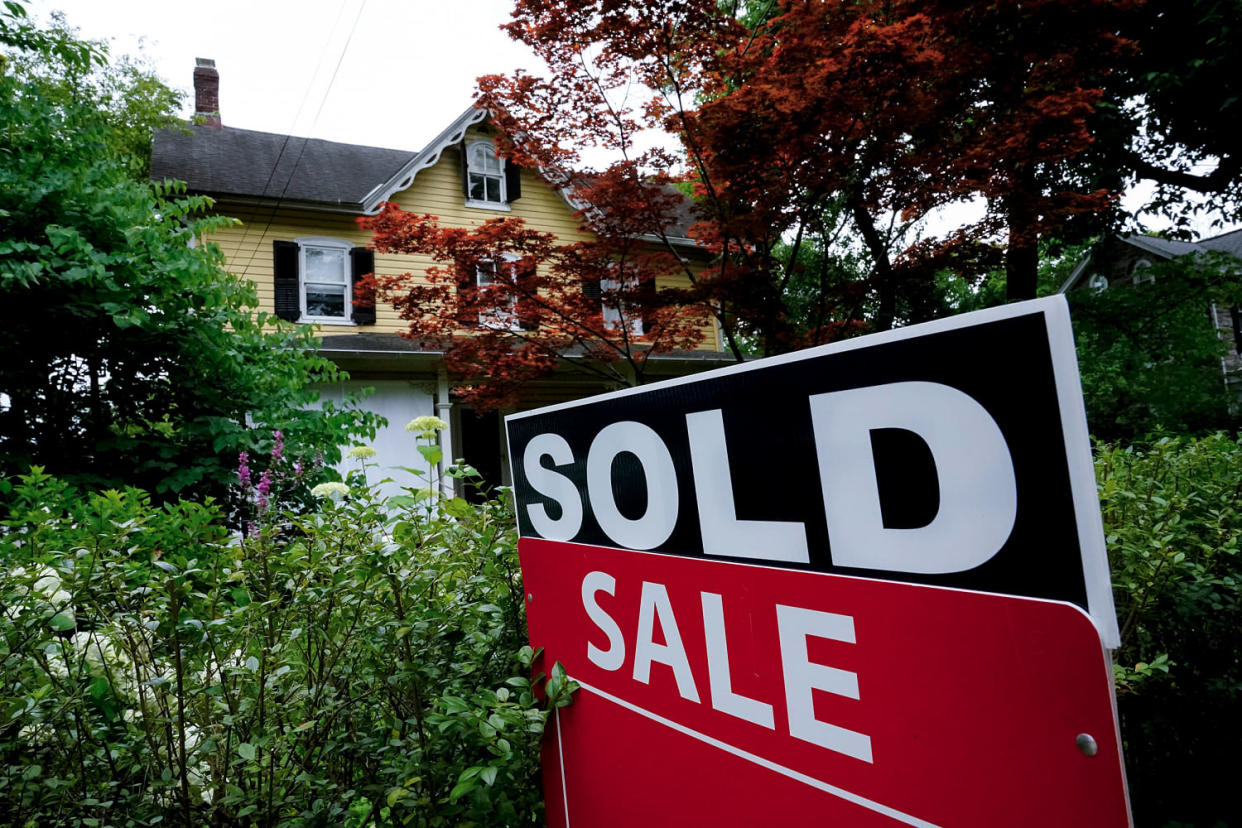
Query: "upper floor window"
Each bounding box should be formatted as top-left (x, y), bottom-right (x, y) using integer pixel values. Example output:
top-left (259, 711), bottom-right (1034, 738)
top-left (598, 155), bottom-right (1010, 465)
top-left (467, 141), bottom-right (506, 207)
top-left (1131, 258), bottom-right (1156, 285)
top-left (601, 270), bottom-right (645, 338)
top-left (476, 255), bottom-right (520, 330)
top-left (272, 237), bottom-right (376, 326)
top-left (1086, 273), bottom-right (1109, 293)
top-left (461, 139), bottom-right (521, 210)
top-left (301, 239), bottom-right (353, 321)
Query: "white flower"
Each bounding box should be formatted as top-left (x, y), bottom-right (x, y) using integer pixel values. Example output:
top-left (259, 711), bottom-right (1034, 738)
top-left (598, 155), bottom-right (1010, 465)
top-left (405, 415), bottom-right (448, 435)
top-left (346, 445), bottom-right (377, 460)
top-left (310, 482), bottom-right (350, 501)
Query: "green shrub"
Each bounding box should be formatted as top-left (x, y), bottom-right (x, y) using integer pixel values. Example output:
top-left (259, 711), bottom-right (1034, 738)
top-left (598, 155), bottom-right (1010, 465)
top-left (0, 454), bottom-right (568, 826)
top-left (1098, 434), bottom-right (1242, 826)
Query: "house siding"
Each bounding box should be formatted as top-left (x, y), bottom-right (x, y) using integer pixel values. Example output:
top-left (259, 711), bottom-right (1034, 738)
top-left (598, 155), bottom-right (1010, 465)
top-left (205, 132), bottom-right (715, 346)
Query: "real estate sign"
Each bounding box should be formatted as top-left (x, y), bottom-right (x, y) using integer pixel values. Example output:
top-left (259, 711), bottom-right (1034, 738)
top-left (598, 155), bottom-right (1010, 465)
top-left (505, 296), bottom-right (1130, 827)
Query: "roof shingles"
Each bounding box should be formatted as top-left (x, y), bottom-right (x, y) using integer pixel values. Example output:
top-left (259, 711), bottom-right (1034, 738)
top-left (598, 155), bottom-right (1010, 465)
top-left (150, 125), bottom-right (413, 208)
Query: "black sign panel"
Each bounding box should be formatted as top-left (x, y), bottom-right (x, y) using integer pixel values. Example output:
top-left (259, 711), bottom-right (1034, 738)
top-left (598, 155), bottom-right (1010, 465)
top-left (505, 297), bottom-right (1117, 646)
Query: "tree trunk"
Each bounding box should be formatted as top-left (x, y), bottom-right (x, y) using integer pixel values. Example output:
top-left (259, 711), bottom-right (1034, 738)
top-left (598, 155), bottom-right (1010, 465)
top-left (849, 198), bottom-right (897, 331)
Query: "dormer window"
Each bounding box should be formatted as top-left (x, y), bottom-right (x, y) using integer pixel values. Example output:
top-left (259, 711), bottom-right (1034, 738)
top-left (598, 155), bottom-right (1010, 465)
top-left (467, 141), bottom-right (506, 206)
top-left (461, 139), bottom-right (521, 210)
top-left (1086, 273), bottom-right (1109, 293)
top-left (1131, 258), bottom-right (1155, 285)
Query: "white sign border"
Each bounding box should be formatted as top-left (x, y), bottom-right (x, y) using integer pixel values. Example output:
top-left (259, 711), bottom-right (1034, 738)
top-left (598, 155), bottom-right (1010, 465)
top-left (505, 295), bottom-right (1121, 648)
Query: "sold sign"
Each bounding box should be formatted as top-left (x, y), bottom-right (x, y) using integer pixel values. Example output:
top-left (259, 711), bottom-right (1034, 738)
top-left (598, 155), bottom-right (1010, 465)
top-left (506, 297), bottom-right (1130, 826)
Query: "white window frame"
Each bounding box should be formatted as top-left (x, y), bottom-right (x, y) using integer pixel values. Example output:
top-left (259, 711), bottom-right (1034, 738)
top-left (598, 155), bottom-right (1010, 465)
top-left (601, 265), bottom-right (644, 338)
top-left (1131, 258), bottom-right (1156, 285)
top-left (1086, 273), bottom-right (1109, 293)
top-left (476, 252), bottom-right (522, 331)
top-left (296, 236), bottom-right (354, 325)
top-left (464, 140), bottom-right (510, 211)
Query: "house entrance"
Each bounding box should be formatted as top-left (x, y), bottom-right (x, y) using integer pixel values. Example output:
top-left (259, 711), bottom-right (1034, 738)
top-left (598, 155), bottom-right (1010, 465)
top-left (457, 408), bottom-right (504, 503)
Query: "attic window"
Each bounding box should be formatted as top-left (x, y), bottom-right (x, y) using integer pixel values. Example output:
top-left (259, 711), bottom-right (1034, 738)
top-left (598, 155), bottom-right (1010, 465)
top-left (1087, 273), bottom-right (1109, 293)
top-left (466, 141), bottom-right (506, 207)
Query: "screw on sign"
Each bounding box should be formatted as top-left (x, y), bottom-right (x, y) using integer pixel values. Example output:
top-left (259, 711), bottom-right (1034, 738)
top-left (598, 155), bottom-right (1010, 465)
top-left (506, 298), bottom-right (1132, 827)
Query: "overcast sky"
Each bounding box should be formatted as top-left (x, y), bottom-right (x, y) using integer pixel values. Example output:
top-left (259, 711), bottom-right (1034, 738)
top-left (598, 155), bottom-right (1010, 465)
top-left (28, 0), bottom-right (537, 151)
top-left (24, 0), bottom-right (1236, 237)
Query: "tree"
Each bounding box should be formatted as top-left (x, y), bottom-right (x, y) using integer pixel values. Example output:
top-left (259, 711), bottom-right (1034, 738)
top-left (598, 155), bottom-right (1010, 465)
top-left (0, 2), bottom-right (376, 499)
top-left (2, 10), bottom-right (183, 179)
top-left (1111, 0), bottom-right (1242, 230)
top-left (361, 0), bottom-right (1139, 407)
top-left (359, 200), bottom-right (713, 410)
top-left (1068, 251), bottom-right (1241, 439)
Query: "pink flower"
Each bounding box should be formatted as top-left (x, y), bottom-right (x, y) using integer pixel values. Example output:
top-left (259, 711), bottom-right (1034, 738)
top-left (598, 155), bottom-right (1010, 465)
top-left (237, 452), bottom-right (251, 489)
top-left (257, 470), bottom-right (272, 510)
top-left (272, 430), bottom-right (284, 464)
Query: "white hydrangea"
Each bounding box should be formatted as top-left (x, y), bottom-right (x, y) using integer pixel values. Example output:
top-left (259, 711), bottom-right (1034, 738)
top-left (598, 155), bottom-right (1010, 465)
top-left (345, 445), bottom-right (377, 460)
top-left (310, 482), bottom-right (350, 501)
top-left (405, 415), bottom-right (448, 435)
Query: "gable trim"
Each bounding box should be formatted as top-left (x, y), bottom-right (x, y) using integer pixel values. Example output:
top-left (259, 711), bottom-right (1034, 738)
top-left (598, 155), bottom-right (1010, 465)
top-left (361, 107), bottom-right (489, 215)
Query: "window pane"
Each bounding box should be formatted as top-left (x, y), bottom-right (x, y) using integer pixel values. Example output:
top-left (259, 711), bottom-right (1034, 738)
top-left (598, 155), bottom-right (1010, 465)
top-left (469, 174), bottom-right (486, 201)
top-left (471, 143), bottom-right (501, 173)
top-left (306, 285), bottom-right (346, 318)
top-left (476, 260), bottom-right (499, 285)
top-left (485, 176), bottom-right (501, 203)
top-left (305, 247), bottom-right (347, 282)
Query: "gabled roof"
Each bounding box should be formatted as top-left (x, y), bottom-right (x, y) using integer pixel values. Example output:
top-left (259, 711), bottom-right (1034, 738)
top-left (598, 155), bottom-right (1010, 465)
top-left (150, 107), bottom-right (702, 241)
top-left (150, 125), bottom-right (414, 210)
top-left (1199, 228), bottom-right (1242, 258)
top-left (1059, 230), bottom-right (1242, 293)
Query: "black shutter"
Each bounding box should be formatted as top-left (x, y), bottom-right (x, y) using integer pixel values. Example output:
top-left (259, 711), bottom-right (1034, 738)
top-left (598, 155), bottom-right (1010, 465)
top-left (273, 240), bottom-right (300, 322)
top-left (350, 247), bottom-right (376, 325)
top-left (504, 160), bottom-right (522, 203)
top-left (583, 275), bottom-right (602, 304)
top-left (455, 258), bottom-right (477, 327)
top-left (639, 274), bottom-right (657, 338)
top-left (516, 259), bottom-right (538, 331)
top-left (459, 141), bottom-right (470, 198)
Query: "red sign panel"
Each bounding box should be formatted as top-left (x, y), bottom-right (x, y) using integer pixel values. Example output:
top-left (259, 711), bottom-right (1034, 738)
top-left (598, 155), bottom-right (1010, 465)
top-left (523, 538), bottom-right (1129, 827)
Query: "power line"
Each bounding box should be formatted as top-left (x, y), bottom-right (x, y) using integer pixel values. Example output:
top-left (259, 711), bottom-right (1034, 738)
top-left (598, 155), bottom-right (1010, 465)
top-left (229, 0), bottom-right (370, 287)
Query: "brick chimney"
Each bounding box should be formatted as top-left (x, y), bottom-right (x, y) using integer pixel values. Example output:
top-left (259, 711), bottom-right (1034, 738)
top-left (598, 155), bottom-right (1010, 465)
top-left (193, 58), bottom-right (221, 127)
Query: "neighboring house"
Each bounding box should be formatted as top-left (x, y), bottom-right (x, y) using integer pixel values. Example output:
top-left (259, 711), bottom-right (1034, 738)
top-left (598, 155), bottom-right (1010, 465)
top-left (1058, 229), bottom-right (1242, 406)
top-left (150, 59), bottom-right (730, 497)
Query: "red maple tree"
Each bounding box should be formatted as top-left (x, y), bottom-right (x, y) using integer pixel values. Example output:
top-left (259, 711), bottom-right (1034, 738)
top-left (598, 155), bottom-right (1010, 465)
top-left (362, 0), bottom-right (1133, 406)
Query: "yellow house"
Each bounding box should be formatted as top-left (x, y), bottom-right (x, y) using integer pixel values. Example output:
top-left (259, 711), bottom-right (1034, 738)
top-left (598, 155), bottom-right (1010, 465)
top-left (150, 59), bottom-right (731, 496)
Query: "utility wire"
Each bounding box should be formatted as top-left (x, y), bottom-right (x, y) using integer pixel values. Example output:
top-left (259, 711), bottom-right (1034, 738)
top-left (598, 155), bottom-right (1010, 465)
top-left (230, 0), bottom-right (370, 285)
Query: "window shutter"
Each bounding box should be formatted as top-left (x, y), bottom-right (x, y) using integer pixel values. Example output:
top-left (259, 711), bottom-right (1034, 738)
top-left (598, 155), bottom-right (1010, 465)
top-left (639, 274), bottom-right (657, 338)
top-left (350, 247), bottom-right (376, 325)
top-left (459, 141), bottom-right (470, 198)
top-left (583, 275), bottom-right (602, 304)
top-left (504, 160), bottom-right (522, 203)
top-left (455, 259), bottom-right (477, 327)
top-left (515, 259), bottom-right (538, 331)
top-left (273, 240), bottom-right (300, 321)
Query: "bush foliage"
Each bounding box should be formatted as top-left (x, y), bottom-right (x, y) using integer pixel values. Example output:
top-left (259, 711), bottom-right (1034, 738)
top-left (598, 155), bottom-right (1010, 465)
top-left (0, 452), bottom-right (569, 827)
top-left (1099, 434), bottom-right (1242, 826)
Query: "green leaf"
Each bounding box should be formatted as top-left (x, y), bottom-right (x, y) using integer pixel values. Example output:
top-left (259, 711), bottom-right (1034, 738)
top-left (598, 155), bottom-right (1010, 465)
top-left (49, 611), bottom-right (76, 631)
top-left (417, 444), bottom-right (444, 466)
top-left (237, 742), bottom-right (256, 761)
top-left (480, 765), bottom-right (498, 786)
top-left (444, 497), bottom-right (473, 519)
